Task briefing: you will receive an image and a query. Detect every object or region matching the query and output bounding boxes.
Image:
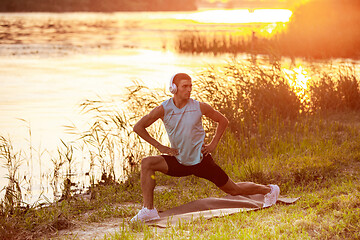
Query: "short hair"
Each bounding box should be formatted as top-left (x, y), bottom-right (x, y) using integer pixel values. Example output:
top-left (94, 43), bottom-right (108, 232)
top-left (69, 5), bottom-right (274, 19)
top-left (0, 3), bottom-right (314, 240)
top-left (173, 73), bottom-right (191, 86)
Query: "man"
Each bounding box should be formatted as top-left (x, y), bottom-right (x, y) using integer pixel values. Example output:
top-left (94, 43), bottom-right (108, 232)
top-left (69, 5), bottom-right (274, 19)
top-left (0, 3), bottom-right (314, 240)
top-left (130, 73), bottom-right (280, 222)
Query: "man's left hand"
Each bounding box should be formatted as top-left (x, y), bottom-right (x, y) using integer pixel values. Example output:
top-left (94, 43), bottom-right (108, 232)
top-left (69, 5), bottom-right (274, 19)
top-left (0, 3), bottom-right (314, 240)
top-left (201, 144), bottom-right (216, 156)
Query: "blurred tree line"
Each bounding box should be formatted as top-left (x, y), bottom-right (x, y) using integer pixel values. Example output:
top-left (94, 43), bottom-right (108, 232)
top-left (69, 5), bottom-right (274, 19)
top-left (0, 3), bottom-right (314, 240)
top-left (275, 0), bottom-right (360, 58)
top-left (0, 0), bottom-right (197, 12)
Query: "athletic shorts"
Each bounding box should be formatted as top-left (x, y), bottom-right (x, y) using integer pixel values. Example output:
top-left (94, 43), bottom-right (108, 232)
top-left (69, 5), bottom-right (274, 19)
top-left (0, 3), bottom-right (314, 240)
top-left (161, 154), bottom-right (229, 187)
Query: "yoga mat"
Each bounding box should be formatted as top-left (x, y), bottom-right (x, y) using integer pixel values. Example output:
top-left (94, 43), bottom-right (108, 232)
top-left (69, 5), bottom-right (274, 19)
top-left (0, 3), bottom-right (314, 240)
top-left (147, 194), bottom-right (300, 228)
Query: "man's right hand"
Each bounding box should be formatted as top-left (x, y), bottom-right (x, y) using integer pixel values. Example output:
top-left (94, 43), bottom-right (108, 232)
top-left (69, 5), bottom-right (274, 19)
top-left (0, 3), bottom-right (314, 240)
top-left (157, 145), bottom-right (179, 156)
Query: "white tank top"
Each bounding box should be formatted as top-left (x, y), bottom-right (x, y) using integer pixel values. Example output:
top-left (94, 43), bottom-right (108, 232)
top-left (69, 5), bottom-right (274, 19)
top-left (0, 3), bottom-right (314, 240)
top-left (161, 98), bottom-right (205, 165)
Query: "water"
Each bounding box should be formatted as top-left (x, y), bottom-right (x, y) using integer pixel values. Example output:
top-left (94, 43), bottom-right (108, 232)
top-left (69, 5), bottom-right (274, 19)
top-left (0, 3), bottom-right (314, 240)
top-left (0, 9), bottom-right (357, 203)
top-left (2, 10), bottom-right (291, 151)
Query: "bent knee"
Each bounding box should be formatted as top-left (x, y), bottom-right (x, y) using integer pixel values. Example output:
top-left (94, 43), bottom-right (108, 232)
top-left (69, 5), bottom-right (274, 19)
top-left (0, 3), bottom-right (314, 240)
top-left (141, 156), bottom-right (165, 171)
top-left (141, 156), bottom-right (154, 169)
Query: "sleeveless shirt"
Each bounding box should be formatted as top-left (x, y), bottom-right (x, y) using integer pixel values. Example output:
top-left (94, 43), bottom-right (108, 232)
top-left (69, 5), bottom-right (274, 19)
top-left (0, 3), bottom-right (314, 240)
top-left (161, 98), bottom-right (205, 166)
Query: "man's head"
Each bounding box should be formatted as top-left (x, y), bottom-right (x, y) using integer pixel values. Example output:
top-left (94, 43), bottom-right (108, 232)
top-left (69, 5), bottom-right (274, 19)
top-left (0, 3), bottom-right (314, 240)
top-left (169, 73), bottom-right (192, 94)
top-left (169, 73), bottom-right (192, 100)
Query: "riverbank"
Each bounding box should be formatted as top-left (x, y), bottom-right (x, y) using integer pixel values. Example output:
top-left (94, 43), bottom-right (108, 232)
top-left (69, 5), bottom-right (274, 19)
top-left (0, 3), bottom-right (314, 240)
top-left (2, 58), bottom-right (360, 238)
top-left (60, 159), bottom-right (360, 239)
top-left (1, 110), bottom-right (360, 239)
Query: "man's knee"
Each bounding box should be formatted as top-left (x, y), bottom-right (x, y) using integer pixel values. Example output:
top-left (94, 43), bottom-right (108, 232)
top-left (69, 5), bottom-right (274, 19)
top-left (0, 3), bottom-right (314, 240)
top-left (141, 156), bottom-right (154, 170)
top-left (141, 156), bottom-right (166, 172)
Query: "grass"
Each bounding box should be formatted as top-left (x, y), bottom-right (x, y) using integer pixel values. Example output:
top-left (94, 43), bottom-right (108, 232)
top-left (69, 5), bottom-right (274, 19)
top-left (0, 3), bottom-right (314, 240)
top-left (102, 163), bottom-right (360, 240)
top-left (1, 59), bottom-right (360, 239)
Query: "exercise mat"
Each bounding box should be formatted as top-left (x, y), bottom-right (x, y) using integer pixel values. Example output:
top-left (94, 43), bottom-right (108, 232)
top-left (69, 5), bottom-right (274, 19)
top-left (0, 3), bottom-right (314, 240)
top-left (147, 194), bottom-right (300, 228)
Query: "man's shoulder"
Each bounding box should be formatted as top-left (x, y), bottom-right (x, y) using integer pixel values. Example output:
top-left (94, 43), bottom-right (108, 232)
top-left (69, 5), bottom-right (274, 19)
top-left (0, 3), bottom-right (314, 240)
top-left (148, 104), bottom-right (164, 118)
top-left (162, 98), bottom-right (171, 103)
top-left (189, 98), bottom-right (203, 105)
top-left (161, 98), bottom-right (172, 107)
top-left (198, 101), bottom-right (214, 115)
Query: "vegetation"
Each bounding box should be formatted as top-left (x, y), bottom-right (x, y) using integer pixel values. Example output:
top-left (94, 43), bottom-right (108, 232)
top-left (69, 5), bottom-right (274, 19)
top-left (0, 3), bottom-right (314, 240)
top-left (1, 59), bottom-right (360, 239)
top-left (275, 0), bottom-right (360, 59)
top-left (0, 0), bottom-right (197, 12)
top-left (176, 0), bottom-right (360, 59)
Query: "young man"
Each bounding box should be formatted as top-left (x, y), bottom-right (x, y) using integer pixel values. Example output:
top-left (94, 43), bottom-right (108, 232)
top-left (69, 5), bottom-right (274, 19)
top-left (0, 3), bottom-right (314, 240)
top-left (130, 73), bottom-right (280, 222)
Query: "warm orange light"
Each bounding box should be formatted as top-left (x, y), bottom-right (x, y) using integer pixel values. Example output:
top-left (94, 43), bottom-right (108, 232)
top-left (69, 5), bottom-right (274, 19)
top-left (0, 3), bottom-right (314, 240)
top-left (284, 65), bottom-right (310, 97)
top-left (175, 9), bottom-right (292, 24)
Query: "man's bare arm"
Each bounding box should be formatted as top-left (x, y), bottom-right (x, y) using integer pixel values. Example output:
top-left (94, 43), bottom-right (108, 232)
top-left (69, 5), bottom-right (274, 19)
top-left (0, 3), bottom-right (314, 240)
top-left (133, 105), bottom-right (179, 156)
top-left (200, 102), bottom-right (229, 155)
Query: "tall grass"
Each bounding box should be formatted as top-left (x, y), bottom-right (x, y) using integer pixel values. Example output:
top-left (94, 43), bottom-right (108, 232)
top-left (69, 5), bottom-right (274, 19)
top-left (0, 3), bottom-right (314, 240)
top-left (66, 93), bottom-right (166, 183)
top-left (176, 31), bottom-right (250, 55)
top-left (309, 66), bottom-right (360, 111)
top-left (194, 60), bottom-right (302, 138)
top-left (0, 136), bottom-right (23, 216)
top-left (175, 30), bottom-right (278, 56)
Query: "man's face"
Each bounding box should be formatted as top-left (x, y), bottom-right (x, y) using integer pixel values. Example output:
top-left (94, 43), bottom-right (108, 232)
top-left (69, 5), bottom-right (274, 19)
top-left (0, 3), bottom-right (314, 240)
top-left (176, 79), bottom-right (192, 99)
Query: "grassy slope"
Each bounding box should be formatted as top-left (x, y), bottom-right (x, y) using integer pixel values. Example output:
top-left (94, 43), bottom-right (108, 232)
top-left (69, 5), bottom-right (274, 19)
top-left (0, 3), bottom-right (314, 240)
top-left (3, 112), bottom-right (359, 240)
top-left (106, 112), bottom-right (360, 239)
top-left (115, 112), bottom-right (359, 240)
top-left (2, 61), bottom-right (360, 239)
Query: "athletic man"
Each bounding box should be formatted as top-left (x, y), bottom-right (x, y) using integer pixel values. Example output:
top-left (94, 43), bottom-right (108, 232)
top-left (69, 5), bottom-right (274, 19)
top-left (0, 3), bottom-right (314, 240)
top-left (130, 73), bottom-right (280, 222)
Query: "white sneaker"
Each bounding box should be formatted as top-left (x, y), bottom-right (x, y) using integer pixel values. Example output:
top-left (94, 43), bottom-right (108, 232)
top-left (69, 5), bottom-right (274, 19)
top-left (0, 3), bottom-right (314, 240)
top-left (130, 207), bottom-right (160, 223)
top-left (263, 184), bottom-right (280, 208)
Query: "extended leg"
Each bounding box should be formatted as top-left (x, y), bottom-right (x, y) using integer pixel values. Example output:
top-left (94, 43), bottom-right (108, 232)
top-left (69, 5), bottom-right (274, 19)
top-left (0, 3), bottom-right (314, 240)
top-left (219, 178), bottom-right (271, 196)
top-left (219, 178), bottom-right (280, 207)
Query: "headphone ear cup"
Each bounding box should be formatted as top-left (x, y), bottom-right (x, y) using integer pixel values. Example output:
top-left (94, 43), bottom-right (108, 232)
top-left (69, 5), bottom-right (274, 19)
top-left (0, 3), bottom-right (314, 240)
top-left (169, 83), bottom-right (177, 94)
top-left (169, 75), bottom-right (177, 94)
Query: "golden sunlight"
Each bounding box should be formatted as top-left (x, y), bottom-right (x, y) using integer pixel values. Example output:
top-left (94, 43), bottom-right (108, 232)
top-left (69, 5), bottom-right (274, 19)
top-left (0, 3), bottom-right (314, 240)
top-left (283, 65), bottom-right (310, 98)
top-left (175, 9), bottom-right (292, 24)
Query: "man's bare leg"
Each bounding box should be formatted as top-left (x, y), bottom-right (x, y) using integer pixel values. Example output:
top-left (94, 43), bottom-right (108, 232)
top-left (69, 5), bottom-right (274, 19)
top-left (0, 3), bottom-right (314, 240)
top-left (219, 178), bottom-right (271, 196)
top-left (140, 155), bottom-right (168, 209)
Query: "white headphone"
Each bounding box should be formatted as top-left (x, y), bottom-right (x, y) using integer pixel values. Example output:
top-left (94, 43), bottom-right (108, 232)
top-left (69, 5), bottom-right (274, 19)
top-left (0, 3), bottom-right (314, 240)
top-left (169, 74), bottom-right (178, 94)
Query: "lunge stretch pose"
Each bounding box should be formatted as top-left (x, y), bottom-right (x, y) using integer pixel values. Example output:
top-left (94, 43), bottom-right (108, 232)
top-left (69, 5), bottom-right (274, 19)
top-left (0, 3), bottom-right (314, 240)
top-left (130, 73), bottom-right (280, 222)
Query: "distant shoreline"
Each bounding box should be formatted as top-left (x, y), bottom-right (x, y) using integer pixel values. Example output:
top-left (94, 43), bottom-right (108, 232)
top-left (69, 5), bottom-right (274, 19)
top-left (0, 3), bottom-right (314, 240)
top-left (0, 9), bottom-right (198, 13)
top-left (0, 0), bottom-right (197, 13)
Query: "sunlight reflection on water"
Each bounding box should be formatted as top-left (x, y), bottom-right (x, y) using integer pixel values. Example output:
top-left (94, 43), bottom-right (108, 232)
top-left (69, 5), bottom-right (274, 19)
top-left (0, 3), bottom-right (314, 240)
top-left (174, 9), bottom-right (292, 24)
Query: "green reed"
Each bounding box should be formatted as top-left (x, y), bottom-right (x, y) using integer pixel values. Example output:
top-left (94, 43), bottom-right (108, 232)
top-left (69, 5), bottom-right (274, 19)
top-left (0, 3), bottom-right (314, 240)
top-left (0, 136), bottom-right (23, 216)
top-left (195, 59), bottom-right (303, 138)
top-left (67, 98), bottom-right (147, 183)
top-left (309, 66), bottom-right (360, 111)
top-left (176, 31), bottom-right (250, 55)
top-left (50, 148), bottom-right (65, 200)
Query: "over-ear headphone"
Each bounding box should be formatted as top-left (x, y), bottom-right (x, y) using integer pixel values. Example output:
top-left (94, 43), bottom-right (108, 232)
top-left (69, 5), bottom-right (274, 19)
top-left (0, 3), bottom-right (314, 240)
top-left (169, 74), bottom-right (177, 94)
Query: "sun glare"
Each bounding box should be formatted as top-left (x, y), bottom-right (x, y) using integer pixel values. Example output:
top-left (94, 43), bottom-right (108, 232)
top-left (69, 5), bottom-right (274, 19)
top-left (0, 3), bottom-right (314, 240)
top-left (283, 65), bottom-right (310, 99)
top-left (175, 9), bottom-right (292, 24)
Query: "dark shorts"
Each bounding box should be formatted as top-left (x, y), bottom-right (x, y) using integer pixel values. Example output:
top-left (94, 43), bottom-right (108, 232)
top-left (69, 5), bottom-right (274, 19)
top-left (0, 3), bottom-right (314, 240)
top-left (161, 154), bottom-right (229, 187)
